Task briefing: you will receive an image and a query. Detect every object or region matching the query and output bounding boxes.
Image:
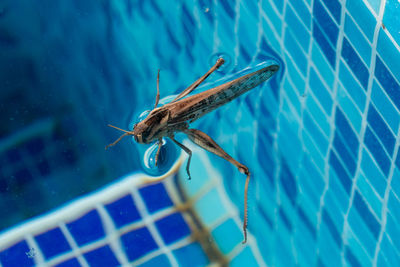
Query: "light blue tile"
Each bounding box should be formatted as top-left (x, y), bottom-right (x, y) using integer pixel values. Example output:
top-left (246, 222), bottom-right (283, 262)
top-left (383, 0), bottom-right (400, 46)
top-left (360, 149), bottom-right (387, 198)
top-left (311, 42), bottom-right (335, 88)
top-left (344, 14), bottom-right (372, 66)
top-left (211, 219), bottom-right (242, 254)
top-left (230, 246), bottom-right (259, 267)
top-left (324, 191), bottom-right (345, 231)
top-left (339, 60), bottom-right (367, 111)
top-left (285, 52), bottom-right (306, 93)
top-left (356, 172), bottom-right (382, 220)
top-left (366, 0), bottom-right (381, 14)
top-left (346, 0), bottom-right (377, 42)
top-left (285, 4), bottom-right (310, 51)
top-left (283, 77), bottom-right (302, 117)
top-left (263, 0), bottom-right (283, 35)
top-left (337, 82), bottom-right (363, 134)
top-left (371, 80), bottom-right (400, 134)
top-left (318, 224), bottom-right (343, 266)
top-left (194, 188), bottom-right (228, 226)
top-left (303, 111), bottom-right (329, 155)
top-left (329, 168), bottom-right (351, 211)
top-left (305, 93), bottom-right (331, 136)
top-left (377, 29), bottom-right (400, 82)
top-left (284, 30), bottom-right (308, 76)
top-left (302, 130), bottom-right (326, 173)
top-left (309, 66), bottom-right (333, 111)
top-left (346, 228), bottom-right (374, 263)
top-left (262, 18), bottom-right (282, 54)
top-left (289, 0), bottom-right (311, 29)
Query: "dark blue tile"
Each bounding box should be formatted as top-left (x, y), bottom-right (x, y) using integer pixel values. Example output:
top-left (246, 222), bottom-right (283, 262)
top-left (329, 150), bottom-right (352, 194)
top-left (279, 207), bottom-right (292, 232)
top-left (54, 258), bottom-right (81, 267)
top-left (139, 183), bottom-right (173, 213)
top-left (375, 56), bottom-right (400, 111)
top-left (345, 246), bottom-right (362, 267)
top-left (367, 104), bottom-right (395, 156)
top-left (220, 0), bottom-right (235, 19)
top-left (66, 210), bottom-right (105, 246)
top-left (395, 147), bottom-right (400, 170)
top-left (321, 0), bottom-right (341, 23)
top-left (120, 227), bottom-right (158, 261)
top-left (0, 178), bottom-right (8, 192)
top-left (35, 228), bottom-right (71, 259)
top-left (297, 206), bottom-right (316, 240)
top-left (138, 254), bottom-right (171, 267)
top-left (181, 4), bottom-right (196, 46)
top-left (37, 159), bottom-right (51, 177)
top-left (313, 20), bottom-right (336, 67)
top-left (155, 212), bottom-right (190, 244)
top-left (0, 240), bottom-right (34, 267)
top-left (353, 191), bottom-right (380, 239)
top-left (335, 108), bottom-right (359, 157)
top-left (25, 137), bottom-right (45, 155)
top-left (84, 245), bottom-right (120, 267)
top-left (280, 161), bottom-right (297, 206)
top-left (364, 127), bottom-right (391, 176)
top-left (313, 0), bottom-right (339, 45)
top-left (105, 194), bottom-right (141, 228)
top-left (173, 243), bottom-right (208, 267)
top-left (6, 149), bottom-right (21, 163)
top-left (322, 209), bottom-right (342, 247)
top-left (333, 133), bottom-right (357, 175)
top-left (14, 168), bottom-right (33, 185)
top-left (341, 37), bottom-right (369, 90)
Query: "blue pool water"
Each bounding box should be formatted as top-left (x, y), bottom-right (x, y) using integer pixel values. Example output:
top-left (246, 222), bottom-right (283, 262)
top-left (1, 0), bottom-right (400, 266)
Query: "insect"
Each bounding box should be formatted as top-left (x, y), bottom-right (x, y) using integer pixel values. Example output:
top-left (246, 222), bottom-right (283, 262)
top-left (106, 58), bottom-right (279, 243)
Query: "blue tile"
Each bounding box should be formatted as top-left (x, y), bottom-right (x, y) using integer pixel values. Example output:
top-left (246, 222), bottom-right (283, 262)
top-left (335, 107), bottom-right (359, 157)
top-left (304, 111), bottom-right (328, 155)
top-left (313, 0), bottom-right (339, 45)
top-left (105, 194), bottom-right (141, 228)
top-left (139, 183), bottom-right (173, 213)
top-left (346, 0), bottom-right (376, 41)
top-left (345, 246), bottom-right (362, 267)
top-left (173, 243), bottom-right (208, 267)
top-left (284, 30), bottom-right (307, 75)
top-left (361, 150), bottom-right (387, 198)
top-left (321, 0), bottom-right (341, 23)
top-left (279, 206), bottom-right (293, 232)
top-left (280, 161), bottom-right (297, 206)
top-left (220, 0), bottom-right (235, 19)
top-left (371, 80), bottom-right (400, 134)
top-left (305, 94), bottom-right (331, 136)
top-left (344, 14), bottom-right (372, 65)
top-left (311, 42), bottom-right (335, 88)
top-left (356, 173), bottom-right (382, 221)
top-left (0, 240), bottom-right (34, 267)
top-left (353, 190), bottom-right (381, 239)
top-left (337, 83), bottom-right (362, 133)
top-left (66, 210), bottom-right (105, 246)
top-left (375, 56), bottom-right (400, 111)
top-left (313, 20), bottom-right (336, 67)
top-left (386, 214), bottom-right (400, 253)
top-left (35, 227), bottom-right (71, 259)
top-left (367, 104), bottom-right (395, 156)
top-left (364, 127), bottom-right (391, 176)
top-left (6, 148), bottom-right (21, 163)
top-left (285, 4), bottom-right (310, 51)
top-left (262, 0), bottom-right (283, 35)
top-left (137, 254), bottom-right (171, 267)
top-left (211, 219), bottom-right (242, 253)
top-left (84, 245), bottom-right (119, 266)
top-left (339, 61), bottom-right (366, 111)
top-left (329, 150), bottom-right (352, 194)
top-left (297, 206), bottom-right (316, 240)
top-left (383, 0), bottom-right (400, 45)
top-left (155, 212), bottom-right (190, 244)
top-left (341, 37), bottom-right (369, 90)
top-left (54, 258), bottom-right (81, 267)
top-left (289, 0), bottom-right (311, 29)
top-left (377, 29), bottom-right (400, 81)
top-left (121, 227), bottom-right (158, 261)
top-left (333, 133), bottom-right (357, 175)
top-left (230, 246), bottom-right (259, 267)
top-left (322, 209), bottom-right (342, 247)
top-left (309, 67), bottom-right (333, 112)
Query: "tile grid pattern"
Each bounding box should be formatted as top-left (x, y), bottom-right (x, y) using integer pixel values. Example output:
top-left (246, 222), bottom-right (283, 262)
top-left (0, 151), bottom-right (265, 266)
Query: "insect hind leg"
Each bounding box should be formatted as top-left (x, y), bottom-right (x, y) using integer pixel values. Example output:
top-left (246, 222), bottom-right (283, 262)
top-left (170, 136), bottom-right (192, 180)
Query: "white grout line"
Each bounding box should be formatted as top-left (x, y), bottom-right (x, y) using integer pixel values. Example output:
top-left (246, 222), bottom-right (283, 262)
top-left (24, 234), bottom-right (45, 267)
top-left (58, 223), bottom-right (89, 267)
top-left (130, 188), bottom-right (179, 267)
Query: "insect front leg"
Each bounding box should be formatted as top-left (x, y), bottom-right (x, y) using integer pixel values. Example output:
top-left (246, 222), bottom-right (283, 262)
top-left (154, 137), bottom-right (163, 166)
top-left (184, 128), bottom-right (250, 243)
top-left (154, 69), bottom-right (160, 108)
top-left (170, 135), bottom-right (192, 180)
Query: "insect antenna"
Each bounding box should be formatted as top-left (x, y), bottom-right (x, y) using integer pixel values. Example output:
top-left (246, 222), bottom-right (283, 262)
top-left (105, 124), bottom-right (132, 149)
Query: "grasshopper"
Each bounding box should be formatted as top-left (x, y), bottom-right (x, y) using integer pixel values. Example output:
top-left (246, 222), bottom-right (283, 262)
top-left (106, 58), bottom-right (279, 243)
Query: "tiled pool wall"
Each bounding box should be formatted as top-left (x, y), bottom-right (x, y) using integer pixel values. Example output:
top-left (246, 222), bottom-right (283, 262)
top-left (1, 0), bottom-right (400, 266)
